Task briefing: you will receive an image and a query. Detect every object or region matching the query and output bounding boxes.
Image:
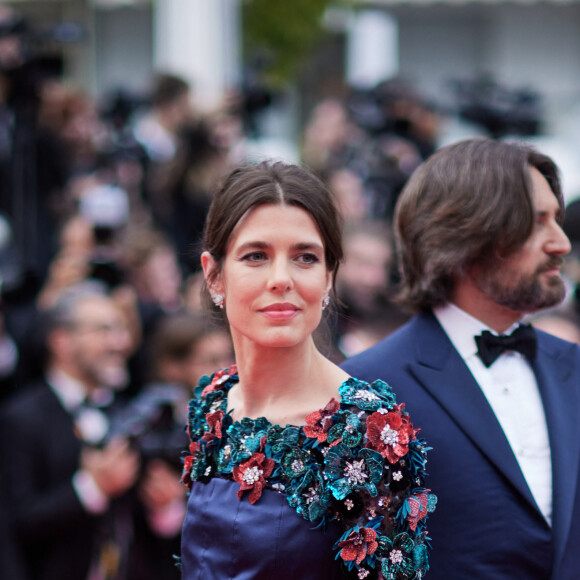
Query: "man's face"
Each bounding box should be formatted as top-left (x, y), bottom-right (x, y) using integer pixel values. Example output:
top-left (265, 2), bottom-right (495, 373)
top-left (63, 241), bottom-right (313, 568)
top-left (67, 296), bottom-right (132, 390)
top-left (473, 167), bottom-right (571, 314)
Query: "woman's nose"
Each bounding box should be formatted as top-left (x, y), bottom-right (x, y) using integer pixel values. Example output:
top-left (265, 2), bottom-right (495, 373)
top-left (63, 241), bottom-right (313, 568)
top-left (268, 258), bottom-right (293, 292)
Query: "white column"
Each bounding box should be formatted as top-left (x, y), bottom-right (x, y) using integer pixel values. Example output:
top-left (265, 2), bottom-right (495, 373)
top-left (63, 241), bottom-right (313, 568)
top-left (153, 0), bottom-right (241, 111)
top-left (346, 10), bottom-right (399, 90)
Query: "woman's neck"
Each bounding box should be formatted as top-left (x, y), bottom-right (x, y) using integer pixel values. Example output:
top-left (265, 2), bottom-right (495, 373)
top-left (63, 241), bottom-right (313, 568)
top-left (228, 338), bottom-right (348, 425)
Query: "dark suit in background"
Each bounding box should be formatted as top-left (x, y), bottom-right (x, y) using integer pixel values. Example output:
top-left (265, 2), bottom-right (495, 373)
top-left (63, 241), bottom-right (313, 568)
top-left (0, 284), bottom-right (184, 580)
top-left (0, 380), bottom-right (105, 580)
top-left (342, 312), bottom-right (580, 579)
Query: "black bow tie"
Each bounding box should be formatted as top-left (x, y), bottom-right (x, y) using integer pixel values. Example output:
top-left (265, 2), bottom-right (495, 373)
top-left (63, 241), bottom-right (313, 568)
top-left (475, 324), bottom-right (537, 367)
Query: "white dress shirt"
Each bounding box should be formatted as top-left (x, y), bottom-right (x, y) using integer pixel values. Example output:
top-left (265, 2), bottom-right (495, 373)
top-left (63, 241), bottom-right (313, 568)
top-left (433, 303), bottom-right (553, 524)
top-left (47, 369), bottom-right (111, 513)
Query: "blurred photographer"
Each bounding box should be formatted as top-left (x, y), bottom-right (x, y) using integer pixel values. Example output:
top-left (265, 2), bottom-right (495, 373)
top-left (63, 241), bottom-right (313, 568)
top-left (36, 178), bottom-right (137, 318)
top-left (0, 5), bottom-right (71, 286)
top-left (0, 283), bottom-right (184, 580)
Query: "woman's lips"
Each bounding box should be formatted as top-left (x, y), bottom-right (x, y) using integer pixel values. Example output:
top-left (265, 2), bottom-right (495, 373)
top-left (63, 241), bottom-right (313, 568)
top-left (260, 303), bottom-right (300, 320)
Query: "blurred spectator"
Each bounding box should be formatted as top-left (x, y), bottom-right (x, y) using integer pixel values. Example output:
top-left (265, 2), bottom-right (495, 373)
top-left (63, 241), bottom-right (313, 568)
top-left (123, 226), bottom-right (184, 392)
top-left (333, 219), bottom-right (408, 356)
top-left (159, 119), bottom-right (228, 274)
top-left (124, 226), bottom-right (183, 318)
top-left (0, 8), bottom-right (70, 285)
top-left (57, 87), bottom-right (110, 178)
top-left (149, 312), bottom-right (233, 395)
top-left (36, 215), bottom-right (95, 310)
top-left (123, 313), bottom-right (233, 479)
top-left (0, 491), bottom-right (26, 580)
top-left (326, 167), bottom-right (370, 225)
top-left (301, 80), bottom-right (437, 224)
top-left (182, 270), bottom-right (206, 315)
top-left (527, 309), bottom-right (580, 344)
top-left (301, 97), bottom-right (363, 173)
top-left (337, 308), bottom-right (410, 359)
top-left (134, 73), bottom-right (194, 230)
top-left (562, 198), bottom-right (580, 313)
top-left (0, 310), bottom-right (18, 401)
top-left (0, 282), bottom-right (184, 580)
top-left (35, 211), bottom-right (137, 332)
top-left (336, 220), bottom-right (395, 314)
top-left (370, 78), bottom-right (438, 159)
top-left (134, 73), bottom-right (192, 165)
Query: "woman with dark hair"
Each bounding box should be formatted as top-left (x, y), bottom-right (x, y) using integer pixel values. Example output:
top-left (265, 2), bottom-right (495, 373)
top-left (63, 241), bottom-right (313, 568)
top-left (179, 161), bottom-right (435, 580)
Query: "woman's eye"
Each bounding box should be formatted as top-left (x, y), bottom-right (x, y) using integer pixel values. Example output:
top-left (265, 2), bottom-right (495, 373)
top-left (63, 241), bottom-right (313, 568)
top-left (241, 251), bottom-right (266, 262)
top-left (297, 253), bottom-right (320, 265)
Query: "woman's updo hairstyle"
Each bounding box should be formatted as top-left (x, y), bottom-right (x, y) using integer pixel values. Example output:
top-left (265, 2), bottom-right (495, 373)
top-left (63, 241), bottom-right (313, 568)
top-left (202, 161), bottom-right (344, 293)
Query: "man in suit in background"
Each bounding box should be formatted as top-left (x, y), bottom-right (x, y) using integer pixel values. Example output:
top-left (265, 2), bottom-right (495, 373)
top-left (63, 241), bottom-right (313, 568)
top-left (341, 137), bottom-right (580, 579)
top-left (0, 283), bottom-right (184, 580)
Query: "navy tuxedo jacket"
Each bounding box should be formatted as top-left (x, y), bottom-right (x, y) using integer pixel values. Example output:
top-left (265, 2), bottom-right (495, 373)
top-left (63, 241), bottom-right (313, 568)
top-left (341, 310), bottom-right (580, 580)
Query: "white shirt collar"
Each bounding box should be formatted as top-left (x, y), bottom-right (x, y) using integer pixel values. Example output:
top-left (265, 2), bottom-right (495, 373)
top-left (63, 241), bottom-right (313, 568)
top-left (47, 368), bottom-right (87, 412)
top-left (47, 368), bottom-right (113, 412)
top-left (433, 302), bottom-right (520, 360)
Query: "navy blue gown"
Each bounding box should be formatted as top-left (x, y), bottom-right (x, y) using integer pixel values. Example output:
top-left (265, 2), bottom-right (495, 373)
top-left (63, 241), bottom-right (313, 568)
top-left (180, 367), bottom-right (435, 580)
top-left (181, 478), bottom-right (345, 579)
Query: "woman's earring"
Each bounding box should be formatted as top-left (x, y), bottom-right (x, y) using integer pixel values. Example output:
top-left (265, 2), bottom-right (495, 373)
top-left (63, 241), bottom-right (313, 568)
top-left (322, 295), bottom-right (330, 310)
top-left (212, 293), bottom-right (224, 309)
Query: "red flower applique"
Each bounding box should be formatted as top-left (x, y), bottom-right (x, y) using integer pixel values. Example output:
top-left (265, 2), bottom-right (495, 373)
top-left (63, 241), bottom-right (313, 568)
top-left (366, 404), bottom-right (417, 464)
top-left (201, 365), bottom-right (238, 397)
top-left (181, 441), bottom-right (201, 488)
top-left (182, 455), bottom-right (193, 486)
top-left (201, 410), bottom-right (224, 443)
top-left (304, 398), bottom-right (340, 443)
top-left (406, 490), bottom-right (431, 531)
top-left (337, 526), bottom-right (378, 565)
top-left (232, 452), bottom-right (275, 504)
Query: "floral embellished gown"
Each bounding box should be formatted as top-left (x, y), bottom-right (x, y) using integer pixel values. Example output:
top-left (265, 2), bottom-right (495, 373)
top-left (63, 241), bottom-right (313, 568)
top-left (181, 366), bottom-right (436, 580)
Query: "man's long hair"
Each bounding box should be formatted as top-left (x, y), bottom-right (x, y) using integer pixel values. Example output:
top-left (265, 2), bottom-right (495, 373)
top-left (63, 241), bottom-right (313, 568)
top-left (394, 137), bottom-right (564, 313)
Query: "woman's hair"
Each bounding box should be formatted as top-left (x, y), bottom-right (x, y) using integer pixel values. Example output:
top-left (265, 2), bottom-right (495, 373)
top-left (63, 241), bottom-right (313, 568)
top-left (202, 160), bottom-right (344, 294)
top-left (394, 137), bottom-right (564, 313)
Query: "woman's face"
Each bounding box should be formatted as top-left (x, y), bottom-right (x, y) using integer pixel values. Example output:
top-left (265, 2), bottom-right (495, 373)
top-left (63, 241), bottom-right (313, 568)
top-left (203, 203), bottom-right (332, 351)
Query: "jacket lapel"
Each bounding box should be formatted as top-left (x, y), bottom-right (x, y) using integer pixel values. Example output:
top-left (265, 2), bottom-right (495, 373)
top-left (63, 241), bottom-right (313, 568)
top-left (533, 333), bottom-right (580, 565)
top-left (407, 312), bottom-right (540, 512)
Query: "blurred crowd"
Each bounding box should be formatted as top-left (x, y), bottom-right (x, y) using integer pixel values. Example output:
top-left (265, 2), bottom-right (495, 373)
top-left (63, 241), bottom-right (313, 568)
top-left (0, 44), bottom-right (437, 575)
top-left (0, 4), bottom-right (580, 579)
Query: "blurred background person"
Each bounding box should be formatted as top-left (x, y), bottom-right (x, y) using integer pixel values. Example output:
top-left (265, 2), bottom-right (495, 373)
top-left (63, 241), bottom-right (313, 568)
top-left (0, 282), bottom-right (184, 580)
top-left (159, 119), bottom-right (230, 275)
top-left (527, 310), bottom-right (580, 344)
top-left (148, 312), bottom-right (233, 399)
top-left (332, 219), bottom-right (408, 358)
top-left (133, 73), bottom-right (193, 226)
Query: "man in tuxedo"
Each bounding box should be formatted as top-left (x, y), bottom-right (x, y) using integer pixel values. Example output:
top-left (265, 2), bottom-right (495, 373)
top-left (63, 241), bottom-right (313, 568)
top-left (341, 137), bottom-right (580, 579)
top-left (0, 283), bottom-right (185, 580)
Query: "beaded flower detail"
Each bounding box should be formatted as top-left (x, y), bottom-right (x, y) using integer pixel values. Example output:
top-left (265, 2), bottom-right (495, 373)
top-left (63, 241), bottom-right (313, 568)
top-left (182, 366), bottom-right (436, 580)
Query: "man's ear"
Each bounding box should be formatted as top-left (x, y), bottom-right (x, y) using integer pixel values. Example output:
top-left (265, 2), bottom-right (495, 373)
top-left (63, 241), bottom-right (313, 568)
top-left (201, 251), bottom-right (224, 295)
top-left (47, 327), bottom-right (72, 362)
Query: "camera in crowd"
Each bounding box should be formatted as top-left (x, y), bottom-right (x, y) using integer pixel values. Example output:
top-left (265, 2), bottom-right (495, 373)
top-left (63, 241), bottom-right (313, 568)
top-left (0, 7), bottom-right (84, 108)
top-left (451, 76), bottom-right (542, 138)
top-left (80, 182), bottom-right (130, 290)
top-left (105, 385), bottom-right (188, 469)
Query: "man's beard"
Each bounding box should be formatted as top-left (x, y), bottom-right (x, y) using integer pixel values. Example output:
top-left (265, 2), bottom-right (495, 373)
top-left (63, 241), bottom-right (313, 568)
top-left (479, 257), bottom-right (566, 313)
top-left (98, 365), bottom-right (129, 390)
top-left (83, 359), bottom-right (129, 391)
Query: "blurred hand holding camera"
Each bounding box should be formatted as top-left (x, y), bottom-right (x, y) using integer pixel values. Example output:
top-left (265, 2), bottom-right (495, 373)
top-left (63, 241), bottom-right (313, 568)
top-left (81, 436), bottom-right (139, 499)
top-left (139, 458), bottom-right (184, 510)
